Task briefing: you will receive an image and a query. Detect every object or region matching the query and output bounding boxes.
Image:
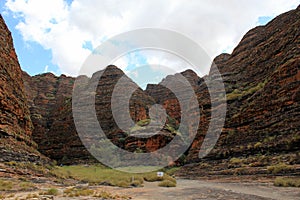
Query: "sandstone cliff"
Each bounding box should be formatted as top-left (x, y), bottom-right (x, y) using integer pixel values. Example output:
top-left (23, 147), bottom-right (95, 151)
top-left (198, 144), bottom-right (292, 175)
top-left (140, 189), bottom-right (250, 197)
top-left (185, 5), bottom-right (300, 162)
top-left (0, 15), bottom-right (42, 162)
top-left (22, 71), bottom-right (94, 163)
top-left (1, 5), bottom-right (299, 167)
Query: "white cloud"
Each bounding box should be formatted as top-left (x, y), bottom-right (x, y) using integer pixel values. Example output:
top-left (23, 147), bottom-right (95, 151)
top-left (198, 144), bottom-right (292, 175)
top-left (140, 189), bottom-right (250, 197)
top-left (5, 0), bottom-right (300, 76)
top-left (43, 65), bottom-right (48, 73)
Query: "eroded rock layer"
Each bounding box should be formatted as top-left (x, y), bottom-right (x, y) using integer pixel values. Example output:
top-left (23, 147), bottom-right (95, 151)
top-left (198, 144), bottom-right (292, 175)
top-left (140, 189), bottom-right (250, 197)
top-left (1, 6), bottom-right (299, 166)
top-left (185, 6), bottom-right (300, 162)
top-left (0, 15), bottom-right (42, 162)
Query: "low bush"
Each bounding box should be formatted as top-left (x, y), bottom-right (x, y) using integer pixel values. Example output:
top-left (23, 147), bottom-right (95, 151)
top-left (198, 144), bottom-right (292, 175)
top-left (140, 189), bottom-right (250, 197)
top-left (0, 180), bottom-right (12, 191)
top-left (143, 174), bottom-right (163, 182)
top-left (131, 180), bottom-right (143, 187)
top-left (19, 181), bottom-right (35, 191)
top-left (93, 190), bottom-right (130, 199)
top-left (267, 163), bottom-right (294, 174)
top-left (42, 188), bottom-right (59, 196)
top-left (274, 177), bottom-right (300, 187)
top-left (158, 180), bottom-right (176, 187)
top-left (63, 187), bottom-right (94, 197)
top-left (25, 193), bottom-right (39, 199)
top-left (230, 157), bottom-right (243, 165)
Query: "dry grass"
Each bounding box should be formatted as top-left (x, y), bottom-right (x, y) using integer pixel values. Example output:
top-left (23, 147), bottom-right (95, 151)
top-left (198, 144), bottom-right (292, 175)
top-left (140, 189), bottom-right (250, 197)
top-left (267, 163), bottom-right (294, 174)
top-left (51, 165), bottom-right (177, 187)
top-left (274, 177), bottom-right (300, 187)
top-left (0, 180), bottom-right (13, 191)
top-left (40, 188), bottom-right (59, 196)
top-left (158, 180), bottom-right (176, 187)
top-left (63, 187), bottom-right (94, 197)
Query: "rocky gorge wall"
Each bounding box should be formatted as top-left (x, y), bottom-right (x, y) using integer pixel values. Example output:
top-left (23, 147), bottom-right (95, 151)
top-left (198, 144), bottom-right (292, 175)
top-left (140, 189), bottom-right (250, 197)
top-left (186, 5), bottom-right (300, 162)
top-left (0, 15), bottom-right (43, 163)
top-left (0, 6), bottom-right (299, 165)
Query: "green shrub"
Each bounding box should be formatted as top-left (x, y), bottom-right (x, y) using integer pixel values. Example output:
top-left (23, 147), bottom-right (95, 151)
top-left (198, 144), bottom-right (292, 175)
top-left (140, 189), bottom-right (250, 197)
top-left (137, 119), bottom-right (151, 126)
top-left (118, 137), bottom-right (126, 143)
top-left (158, 180), bottom-right (176, 187)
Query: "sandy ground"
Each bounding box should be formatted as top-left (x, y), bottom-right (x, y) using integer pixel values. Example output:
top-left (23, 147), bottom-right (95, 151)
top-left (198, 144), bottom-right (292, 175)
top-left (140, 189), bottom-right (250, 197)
top-left (107, 179), bottom-right (300, 200)
top-left (4, 179), bottom-right (300, 200)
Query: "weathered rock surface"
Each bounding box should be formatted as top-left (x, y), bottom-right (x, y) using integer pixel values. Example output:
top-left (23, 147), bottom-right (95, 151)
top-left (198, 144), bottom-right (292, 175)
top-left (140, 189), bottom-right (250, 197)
top-left (22, 72), bottom-right (94, 163)
top-left (73, 65), bottom-right (178, 154)
top-left (1, 6), bottom-right (299, 167)
top-left (0, 15), bottom-right (44, 163)
top-left (94, 65), bottom-right (155, 140)
top-left (144, 6), bottom-right (299, 165)
top-left (23, 65), bottom-right (170, 163)
top-left (185, 6), bottom-right (300, 162)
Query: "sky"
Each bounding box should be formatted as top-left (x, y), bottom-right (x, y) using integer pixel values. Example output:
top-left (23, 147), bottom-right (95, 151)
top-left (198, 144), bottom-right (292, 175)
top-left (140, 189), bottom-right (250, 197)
top-left (0, 0), bottom-right (299, 87)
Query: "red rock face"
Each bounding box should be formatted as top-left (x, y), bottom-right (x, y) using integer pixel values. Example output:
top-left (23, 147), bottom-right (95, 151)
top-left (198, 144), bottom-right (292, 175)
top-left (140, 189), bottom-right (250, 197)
top-left (22, 71), bottom-right (94, 163)
top-left (2, 6), bottom-right (299, 165)
top-left (0, 15), bottom-right (42, 162)
top-left (23, 65), bottom-right (159, 163)
top-left (185, 6), bottom-right (300, 162)
top-left (94, 65), bottom-right (155, 138)
top-left (74, 66), bottom-right (178, 155)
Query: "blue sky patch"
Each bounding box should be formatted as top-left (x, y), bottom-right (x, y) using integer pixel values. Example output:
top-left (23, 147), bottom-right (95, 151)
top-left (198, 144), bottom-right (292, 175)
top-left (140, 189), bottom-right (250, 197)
top-left (1, 2), bottom-right (60, 75)
top-left (127, 65), bottom-right (168, 89)
top-left (82, 41), bottom-right (93, 51)
top-left (257, 16), bottom-right (273, 25)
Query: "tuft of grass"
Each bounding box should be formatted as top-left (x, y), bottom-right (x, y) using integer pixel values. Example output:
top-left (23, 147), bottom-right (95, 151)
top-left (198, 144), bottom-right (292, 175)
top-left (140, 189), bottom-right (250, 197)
top-left (136, 119), bottom-right (151, 126)
top-left (93, 190), bottom-right (131, 199)
top-left (25, 193), bottom-right (39, 199)
top-left (267, 163), bottom-right (294, 174)
top-left (0, 180), bottom-right (13, 191)
top-left (164, 175), bottom-right (176, 184)
top-left (162, 167), bottom-right (180, 176)
top-left (93, 191), bottom-right (114, 199)
top-left (42, 188), bottom-right (59, 196)
top-left (71, 188), bottom-right (93, 197)
top-left (254, 142), bottom-right (262, 149)
top-left (0, 194), bottom-right (6, 199)
top-left (229, 158), bottom-right (243, 165)
top-left (131, 180), bottom-right (143, 187)
top-left (143, 173), bottom-right (163, 182)
top-left (274, 177), bottom-right (300, 187)
top-left (227, 80), bottom-right (267, 101)
top-left (158, 180), bottom-right (176, 187)
top-left (19, 182), bottom-right (35, 191)
top-left (115, 181), bottom-right (130, 188)
top-left (4, 162), bottom-right (48, 175)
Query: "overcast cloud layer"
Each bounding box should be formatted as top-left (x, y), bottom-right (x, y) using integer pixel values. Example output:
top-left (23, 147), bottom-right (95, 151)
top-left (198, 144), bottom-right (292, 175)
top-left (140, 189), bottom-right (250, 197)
top-left (4, 0), bottom-right (300, 76)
